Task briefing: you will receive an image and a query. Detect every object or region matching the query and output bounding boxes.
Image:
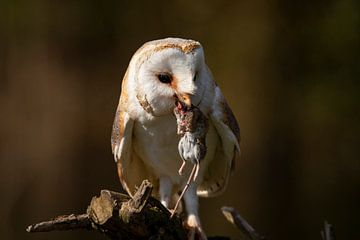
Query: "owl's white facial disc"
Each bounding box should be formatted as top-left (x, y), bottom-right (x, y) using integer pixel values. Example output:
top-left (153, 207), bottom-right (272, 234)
top-left (134, 43), bottom-right (207, 116)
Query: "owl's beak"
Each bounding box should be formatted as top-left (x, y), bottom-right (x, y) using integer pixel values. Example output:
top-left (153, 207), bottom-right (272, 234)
top-left (176, 93), bottom-right (192, 108)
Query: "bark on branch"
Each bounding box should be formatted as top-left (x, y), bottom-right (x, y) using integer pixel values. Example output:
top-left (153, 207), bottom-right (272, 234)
top-left (26, 180), bottom-right (334, 240)
top-left (26, 180), bottom-right (228, 240)
top-left (321, 221), bottom-right (336, 240)
top-left (221, 207), bottom-right (265, 240)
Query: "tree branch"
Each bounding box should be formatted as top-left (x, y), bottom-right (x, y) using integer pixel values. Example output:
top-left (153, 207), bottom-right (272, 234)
top-left (321, 221), bottom-right (336, 240)
top-left (26, 214), bottom-right (91, 232)
top-left (26, 180), bottom-right (335, 240)
top-left (26, 180), bottom-right (229, 240)
top-left (221, 206), bottom-right (265, 240)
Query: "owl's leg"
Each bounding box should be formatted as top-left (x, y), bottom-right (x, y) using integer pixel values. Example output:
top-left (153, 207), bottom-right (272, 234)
top-left (184, 183), bottom-right (207, 240)
top-left (159, 176), bottom-right (173, 208)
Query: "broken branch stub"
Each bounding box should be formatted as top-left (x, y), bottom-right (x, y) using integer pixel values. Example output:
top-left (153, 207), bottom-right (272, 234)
top-left (87, 180), bottom-right (187, 240)
top-left (27, 180), bottom-right (187, 240)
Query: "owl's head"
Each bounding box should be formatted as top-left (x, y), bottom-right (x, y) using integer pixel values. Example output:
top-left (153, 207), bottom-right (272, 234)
top-left (127, 38), bottom-right (213, 117)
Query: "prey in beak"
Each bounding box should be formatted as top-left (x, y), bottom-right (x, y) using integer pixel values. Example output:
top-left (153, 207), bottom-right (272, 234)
top-left (172, 95), bottom-right (209, 218)
top-left (175, 93), bottom-right (192, 111)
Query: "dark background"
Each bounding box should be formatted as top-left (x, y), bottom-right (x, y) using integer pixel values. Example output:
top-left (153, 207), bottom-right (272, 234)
top-left (1, 0), bottom-right (359, 239)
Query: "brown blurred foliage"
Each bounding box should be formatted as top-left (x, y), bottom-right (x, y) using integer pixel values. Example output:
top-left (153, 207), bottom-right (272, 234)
top-left (0, 0), bottom-right (359, 239)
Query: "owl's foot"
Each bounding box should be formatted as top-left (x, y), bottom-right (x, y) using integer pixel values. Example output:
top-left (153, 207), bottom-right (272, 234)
top-left (186, 214), bottom-right (207, 240)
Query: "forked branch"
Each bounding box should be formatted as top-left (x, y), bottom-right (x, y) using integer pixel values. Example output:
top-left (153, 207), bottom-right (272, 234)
top-left (26, 180), bottom-right (228, 240)
top-left (26, 180), bottom-right (334, 240)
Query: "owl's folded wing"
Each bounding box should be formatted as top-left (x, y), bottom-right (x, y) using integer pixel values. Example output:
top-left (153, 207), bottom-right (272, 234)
top-left (197, 86), bottom-right (240, 197)
top-left (111, 94), bottom-right (154, 197)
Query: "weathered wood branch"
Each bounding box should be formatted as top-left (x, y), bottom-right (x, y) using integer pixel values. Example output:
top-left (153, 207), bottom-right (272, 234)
top-left (26, 180), bottom-right (229, 240)
top-left (221, 206), bottom-right (266, 240)
top-left (26, 213), bottom-right (91, 232)
top-left (321, 221), bottom-right (336, 240)
top-left (26, 180), bottom-right (334, 240)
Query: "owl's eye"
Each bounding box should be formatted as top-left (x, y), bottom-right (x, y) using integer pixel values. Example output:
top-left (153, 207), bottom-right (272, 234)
top-left (157, 73), bottom-right (172, 84)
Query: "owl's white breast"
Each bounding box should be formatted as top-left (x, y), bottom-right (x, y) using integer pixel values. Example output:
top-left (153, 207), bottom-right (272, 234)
top-left (132, 112), bottom-right (219, 187)
top-left (132, 114), bottom-right (184, 182)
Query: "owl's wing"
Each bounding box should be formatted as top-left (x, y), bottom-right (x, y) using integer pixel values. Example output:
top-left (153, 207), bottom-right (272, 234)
top-left (111, 76), bottom-right (154, 197)
top-left (197, 86), bottom-right (240, 197)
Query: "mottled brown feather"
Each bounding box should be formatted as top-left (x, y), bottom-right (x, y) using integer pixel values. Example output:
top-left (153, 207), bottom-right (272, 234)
top-left (221, 99), bottom-right (240, 143)
top-left (133, 39), bottom-right (201, 76)
top-left (220, 99), bottom-right (240, 171)
top-left (138, 38), bottom-right (200, 55)
top-left (111, 69), bottom-right (129, 153)
top-left (198, 86), bottom-right (240, 196)
top-left (111, 68), bottom-right (158, 197)
top-left (111, 68), bottom-right (135, 195)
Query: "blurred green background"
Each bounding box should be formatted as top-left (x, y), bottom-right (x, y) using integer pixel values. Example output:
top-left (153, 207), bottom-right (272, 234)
top-left (1, 0), bottom-right (359, 239)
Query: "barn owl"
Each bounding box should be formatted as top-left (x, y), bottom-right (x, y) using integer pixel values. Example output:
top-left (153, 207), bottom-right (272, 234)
top-left (111, 38), bottom-right (240, 239)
